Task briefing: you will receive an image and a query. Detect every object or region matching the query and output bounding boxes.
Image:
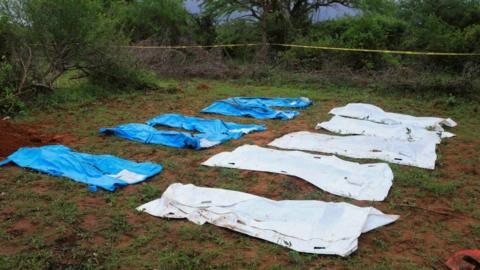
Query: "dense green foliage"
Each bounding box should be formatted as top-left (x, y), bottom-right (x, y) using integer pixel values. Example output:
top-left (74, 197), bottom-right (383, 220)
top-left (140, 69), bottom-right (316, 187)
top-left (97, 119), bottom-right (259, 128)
top-left (0, 0), bottom-right (160, 116)
top-left (0, 56), bottom-right (24, 115)
top-left (201, 0), bottom-right (356, 43)
top-left (186, 0), bottom-right (480, 74)
top-left (0, 0), bottom-right (479, 116)
top-left (284, 14), bottom-right (408, 69)
top-left (270, 0), bottom-right (479, 70)
top-left (116, 0), bottom-right (188, 42)
top-left (215, 20), bottom-right (261, 58)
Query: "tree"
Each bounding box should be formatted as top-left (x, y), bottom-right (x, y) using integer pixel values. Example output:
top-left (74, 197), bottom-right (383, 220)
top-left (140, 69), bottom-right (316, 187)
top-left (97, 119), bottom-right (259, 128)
top-left (201, 0), bottom-right (356, 43)
top-left (190, 13), bottom-right (217, 46)
top-left (398, 0), bottom-right (480, 30)
top-left (117, 0), bottom-right (188, 42)
top-left (0, 0), bottom-right (154, 116)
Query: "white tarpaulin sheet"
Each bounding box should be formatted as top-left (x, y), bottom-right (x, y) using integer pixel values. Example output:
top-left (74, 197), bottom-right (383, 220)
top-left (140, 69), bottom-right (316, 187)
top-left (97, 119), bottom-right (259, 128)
top-left (137, 183), bottom-right (399, 256)
top-left (202, 144), bottom-right (393, 201)
top-left (316, 115), bottom-right (453, 143)
top-left (329, 103), bottom-right (457, 131)
top-left (269, 131), bottom-right (437, 169)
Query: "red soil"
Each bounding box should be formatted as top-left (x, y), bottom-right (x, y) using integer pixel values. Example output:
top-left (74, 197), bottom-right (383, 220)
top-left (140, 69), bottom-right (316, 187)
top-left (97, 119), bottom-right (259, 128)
top-left (0, 120), bottom-right (73, 159)
top-left (196, 83), bottom-right (211, 90)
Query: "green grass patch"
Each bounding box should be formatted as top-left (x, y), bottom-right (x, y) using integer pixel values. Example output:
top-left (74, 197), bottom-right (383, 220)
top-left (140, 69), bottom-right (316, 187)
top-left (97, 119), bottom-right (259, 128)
top-left (1, 77), bottom-right (479, 269)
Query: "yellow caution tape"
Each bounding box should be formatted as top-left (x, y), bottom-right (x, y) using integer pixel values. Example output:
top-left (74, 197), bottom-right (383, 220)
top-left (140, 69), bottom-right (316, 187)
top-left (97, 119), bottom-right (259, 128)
top-left (123, 43), bottom-right (480, 56)
top-left (272, 44), bottom-right (480, 56)
top-left (121, 43), bottom-right (260, 49)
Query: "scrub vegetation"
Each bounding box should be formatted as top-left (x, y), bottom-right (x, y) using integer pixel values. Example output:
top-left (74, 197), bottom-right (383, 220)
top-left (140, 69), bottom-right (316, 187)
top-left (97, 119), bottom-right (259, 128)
top-left (0, 0), bottom-right (479, 117)
top-left (0, 0), bottom-right (479, 269)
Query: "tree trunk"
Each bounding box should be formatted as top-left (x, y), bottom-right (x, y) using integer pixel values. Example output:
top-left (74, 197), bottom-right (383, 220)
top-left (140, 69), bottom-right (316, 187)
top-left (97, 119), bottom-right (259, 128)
top-left (259, 0), bottom-right (269, 64)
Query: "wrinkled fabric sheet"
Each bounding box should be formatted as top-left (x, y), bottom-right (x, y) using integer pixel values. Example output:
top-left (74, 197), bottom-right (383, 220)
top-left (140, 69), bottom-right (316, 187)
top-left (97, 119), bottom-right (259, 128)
top-left (147, 114), bottom-right (265, 136)
top-left (329, 103), bottom-right (457, 131)
top-left (137, 183), bottom-right (399, 256)
top-left (100, 123), bottom-right (205, 148)
top-left (202, 145), bottom-right (393, 200)
top-left (269, 131), bottom-right (438, 169)
top-left (100, 115), bottom-right (265, 149)
top-left (0, 145), bottom-right (162, 191)
top-left (316, 115), bottom-right (453, 143)
top-left (201, 97), bottom-right (312, 120)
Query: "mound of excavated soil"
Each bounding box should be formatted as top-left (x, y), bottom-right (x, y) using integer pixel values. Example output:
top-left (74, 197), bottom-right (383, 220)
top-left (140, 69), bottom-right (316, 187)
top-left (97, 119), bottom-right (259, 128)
top-left (0, 120), bottom-right (72, 159)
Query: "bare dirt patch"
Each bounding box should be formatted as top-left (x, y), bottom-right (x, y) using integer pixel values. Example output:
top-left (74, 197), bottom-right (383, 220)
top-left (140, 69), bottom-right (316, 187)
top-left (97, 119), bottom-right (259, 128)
top-left (6, 218), bottom-right (36, 237)
top-left (0, 120), bottom-right (75, 159)
top-left (81, 214), bottom-right (100, 231)
top-left (196, 83), bottom-right (211, 90)
top-left (441, 139), bottom-right (480, 176)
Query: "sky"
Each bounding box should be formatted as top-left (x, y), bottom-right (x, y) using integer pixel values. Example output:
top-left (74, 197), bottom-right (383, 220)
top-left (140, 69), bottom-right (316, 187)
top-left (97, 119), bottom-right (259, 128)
top-left (185, 0), bottom-right (201, 14)
top-left (184, 0), bottom-right (358, 21)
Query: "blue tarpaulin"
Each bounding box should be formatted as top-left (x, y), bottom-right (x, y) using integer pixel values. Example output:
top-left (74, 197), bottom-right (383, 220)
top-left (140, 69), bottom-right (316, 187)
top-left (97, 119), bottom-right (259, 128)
top-left (0, 145), bottom-right (162, 191)
top-left (100, 123), bottom-right (201, 148)
top-left (146, 114), bottom-right (266, 136)
top-left (100, 115), bottom-right (266, 149)
top-left (201, 97), bottom-right (312, 120)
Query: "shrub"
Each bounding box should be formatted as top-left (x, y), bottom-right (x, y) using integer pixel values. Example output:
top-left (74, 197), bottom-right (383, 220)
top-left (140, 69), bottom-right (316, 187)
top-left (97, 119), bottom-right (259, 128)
top-left (116, 0), bottom-right (188, 43)
top-left (215, 20), bottom-right (262, 60)
top-left (398, 0), bottom-right (480, 70)
top-left (339, 15), bottom-right (407, 69)
top-left (283, 14), bottom-right (407, 70)
top-left (190, 14), bottom-right (217, 46)
top-left (464, 24), bottom-right (480, 52)
top-left (87, 55), bottom-right (160, 91)
top-left (0, 56), bottom-right (25, 116)
top-left (0, 0), bottom-right (162, 116)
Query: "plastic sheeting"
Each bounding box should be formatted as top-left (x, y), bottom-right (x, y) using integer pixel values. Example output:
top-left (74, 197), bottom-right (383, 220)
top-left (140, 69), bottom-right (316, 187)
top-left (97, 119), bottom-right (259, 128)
top-left (100, 115), bottom-right (265, 149)
top-left (202, 144), bottom-right (393, 200)
top-left (0, 145), bottom-right (162, 191)
top-left (137, 183), bottom-right (399, 256)
top-left (316, 115), bottom-right (453, 143)
top-left (329, 103), bottom-right (457, 131)
top-left (269, 131), bottom-right (438, 169)
top-left (100, 123), bottom-right (203, 148)
top-left (201, 97), bottom-right (312, 120)
top-left (146, 114), bottom-right (266, 136)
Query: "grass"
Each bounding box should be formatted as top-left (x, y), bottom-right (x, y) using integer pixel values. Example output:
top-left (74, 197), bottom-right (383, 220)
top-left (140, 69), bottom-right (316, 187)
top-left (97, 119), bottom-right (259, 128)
top-left (0, 77), bottom-right (479, 269)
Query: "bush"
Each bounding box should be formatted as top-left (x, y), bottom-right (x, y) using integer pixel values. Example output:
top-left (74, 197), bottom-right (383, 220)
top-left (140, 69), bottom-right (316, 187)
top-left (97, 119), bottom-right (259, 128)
top-left (116, 0), bottom-right (188, 43)
top-left (398, 0), bottom-right (480, 70)
top-left (282, 14), bottom-right (407, 70)
top-left (398, 0), bottom-right (480, 30)
top-left (22, 0), bottom-right (137, 87)
top-left (215, 20), bottom-right (262, 60)
top-left (0, 0), bottom-right (162, 116)
top-left (0, 56), bottom-right (24, 116)
top-left (280, 0), bottom-right (479, 71)
top-left (339, 15), bottom-right (407, 69)
top-left (88, 55), bottom-right (160, 91)
top-left (464, 24), bottom-right (480, 52)
top-left (190, 14), bottom-right (217, 46)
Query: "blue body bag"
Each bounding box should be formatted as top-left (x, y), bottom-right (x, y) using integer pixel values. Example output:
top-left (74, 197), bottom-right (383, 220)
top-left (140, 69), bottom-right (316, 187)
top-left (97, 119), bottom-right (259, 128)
top-left (0, 145), bottom-right (162, 191)
top-left (100, 114), bottom-right (266, 149)
top-left (201, 97), bottom-right (312, 120)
